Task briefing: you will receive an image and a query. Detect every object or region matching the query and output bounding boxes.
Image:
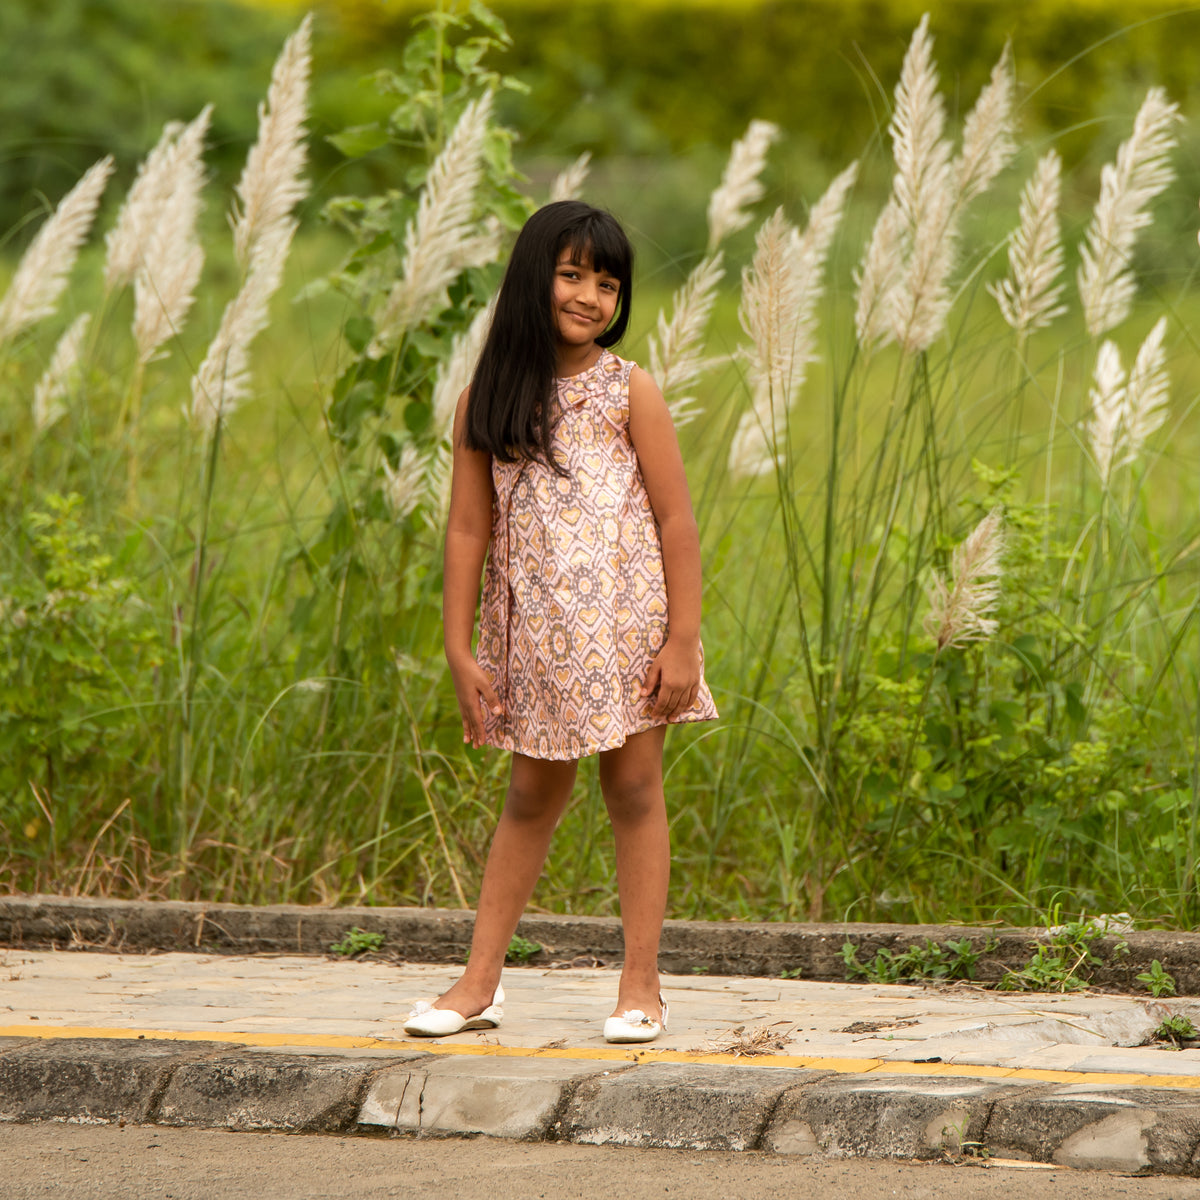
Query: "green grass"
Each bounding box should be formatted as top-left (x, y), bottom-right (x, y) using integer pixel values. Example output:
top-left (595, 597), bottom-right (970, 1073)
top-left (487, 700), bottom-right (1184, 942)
top-left (5, 1), bottom-right (1200, 933)
top-left (4, 212), bottom-right (1200, 928)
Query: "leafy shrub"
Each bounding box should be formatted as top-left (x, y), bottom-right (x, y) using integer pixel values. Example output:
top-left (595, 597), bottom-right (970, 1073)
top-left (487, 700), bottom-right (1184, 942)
top-left (0, 494), bottom-right (155, 815)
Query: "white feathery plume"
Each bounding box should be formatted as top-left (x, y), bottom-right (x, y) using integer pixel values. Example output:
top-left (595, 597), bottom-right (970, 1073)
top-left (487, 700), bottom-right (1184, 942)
top-left (1087, 318), bottom-right (1170, 481)
top-left (855, 26), bottom-right (1015, 354)
top-left (132, 107), bottom-right (211, 362)
top-left (706, 120), bottom-right (780, 251)
top-left (730, 209), bottom-right (800, 477)
top-left (431, 299), bottom-right (494, 433)
top-left (955, 44), bottom-right (1016, 202)
top-left (370, 94), bottom-right (496, 353)
top-left (549, 152), bottom-right (592, 203)
top-left (190, 220), bottom-right (294, 432)
top-left (32, 313), bottom-right (90, 432)
top-left (729, 168), bottom-right (855, 477)
top-left (422, 441), bottom-right (453, 530)
top-left (887, 14), bottom-right (956, 354)
top-left (1077, 87), bottom-right (1181, 338)
top-left (647, 253), bottom-right (725, 428)
top-left (988, 150), bottom-right (1066, 338)
top-left (643, 120), bottom-right (782, 427)
top-left (796, 161), bottom-right (859, 266)
top-left (190, 18), bottom-right (311, 432)
top-left (232, 13), bottom-right (311, 268)
top-left (854, 198), bottom-right (905, 348)
top-left (104, 119), bottom-right (185, 289)
top-left (1086, 339), bottom-right (1127, 482)
top-left (1121, 316), bottom-right (1170, 466)
top-left (0, 156), bottom-right (114, 346)
top-left (925, 506), bottom-right (1005, 650)
top-left (381, 441), bottom-right (431, 520)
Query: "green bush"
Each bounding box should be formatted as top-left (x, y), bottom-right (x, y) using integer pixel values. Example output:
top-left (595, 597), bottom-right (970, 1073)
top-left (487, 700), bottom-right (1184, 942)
top-left (0, 494), bottom-right (155, 816)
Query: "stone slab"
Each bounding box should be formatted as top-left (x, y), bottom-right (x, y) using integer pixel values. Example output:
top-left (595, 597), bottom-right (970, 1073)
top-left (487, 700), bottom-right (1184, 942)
top-left (155, 1050), bottom-right (427, 1132)
top-left (0, 1037), bottom-right (230, 1124)
top-left (5, 894), bottom-right (1199, 991)
top-left (360, 1055), bottom-right (618, 1140)
top-left (762, 1072), bottom-right (1027, 1159)
top-left (562, 1063), bottom-right (819, 1151)
top-left (985, 1084), bottom-right (1200, 1172)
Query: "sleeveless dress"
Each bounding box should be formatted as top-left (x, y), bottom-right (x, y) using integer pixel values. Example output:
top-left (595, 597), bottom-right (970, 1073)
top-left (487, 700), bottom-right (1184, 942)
top-left (475, 350), bottom-right (719, 760)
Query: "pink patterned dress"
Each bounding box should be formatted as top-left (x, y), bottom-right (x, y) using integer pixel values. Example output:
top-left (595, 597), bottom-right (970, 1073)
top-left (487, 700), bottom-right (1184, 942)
top-left (475, 350), bottom-right (718, 760)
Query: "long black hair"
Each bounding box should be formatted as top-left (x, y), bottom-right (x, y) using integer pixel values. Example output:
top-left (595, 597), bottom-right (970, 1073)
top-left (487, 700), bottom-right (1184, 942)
top-left (465, 201), bottom-right (633, 466)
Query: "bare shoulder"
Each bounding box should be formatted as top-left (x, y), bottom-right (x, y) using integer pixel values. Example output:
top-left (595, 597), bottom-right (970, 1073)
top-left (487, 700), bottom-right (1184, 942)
top-left (628, 364), bottom-right (666, 407)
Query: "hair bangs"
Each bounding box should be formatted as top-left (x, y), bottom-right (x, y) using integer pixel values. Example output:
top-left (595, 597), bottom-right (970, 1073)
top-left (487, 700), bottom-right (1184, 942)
top-left (559, 217), bottom-right (632, 287)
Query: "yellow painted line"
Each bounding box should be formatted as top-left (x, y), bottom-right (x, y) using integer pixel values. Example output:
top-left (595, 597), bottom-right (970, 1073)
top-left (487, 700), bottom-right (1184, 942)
top-left (3, 1025), bottom-right (1199, 1090)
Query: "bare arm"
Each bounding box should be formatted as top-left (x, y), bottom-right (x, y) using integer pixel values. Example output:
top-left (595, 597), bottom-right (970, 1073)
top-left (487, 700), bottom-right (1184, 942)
top-left (443, 388), bottom-right (503, 745)
top-left (627, 366), bottom-right (703, 718)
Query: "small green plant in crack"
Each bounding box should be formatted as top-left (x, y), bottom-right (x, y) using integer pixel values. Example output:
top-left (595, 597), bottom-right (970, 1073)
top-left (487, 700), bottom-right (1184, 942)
top-left (841, 937), bottom-right (997, 985)
top-left (1137, 959), bottom-right (1178, 998)
top-left (998, 916), bottom-right (1129, 993)
top-left (505, 935), bottom-right (542, 964)
top-left (1154, 1014), bottom-right (1199, 1047)
top-left (941, 1116), bottom-right (990, 1161)
top-left (329, 927), bottom-right (385, 957)
top-left (780, 966), bottom-right (803, 980)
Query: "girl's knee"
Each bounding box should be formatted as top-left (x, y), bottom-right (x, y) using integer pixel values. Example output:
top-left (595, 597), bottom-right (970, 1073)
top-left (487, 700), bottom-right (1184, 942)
top-left (601, 770), bottom-right (664, 823)
top-left (503, 779), bottom-right (566, 823)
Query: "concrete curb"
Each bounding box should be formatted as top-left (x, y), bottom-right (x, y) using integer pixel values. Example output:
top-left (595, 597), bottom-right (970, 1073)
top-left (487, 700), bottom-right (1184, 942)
top-left (3, 1036), bottom-right (1199, 1172)
top-left (4, 894), bottom-right (1198, 993)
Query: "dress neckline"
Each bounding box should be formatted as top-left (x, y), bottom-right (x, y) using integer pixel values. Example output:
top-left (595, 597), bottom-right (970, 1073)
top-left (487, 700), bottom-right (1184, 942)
top-left (556, 348), bottom-right (609, 382)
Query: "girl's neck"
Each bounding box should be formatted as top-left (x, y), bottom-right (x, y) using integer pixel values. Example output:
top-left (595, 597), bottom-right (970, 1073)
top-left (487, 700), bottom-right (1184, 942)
top-left (555, 340), bottom-right (603, 379)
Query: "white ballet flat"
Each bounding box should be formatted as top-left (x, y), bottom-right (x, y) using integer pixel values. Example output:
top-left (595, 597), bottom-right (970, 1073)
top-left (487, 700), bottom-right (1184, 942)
top-left (403, 984), bottom-right (505, 1037)
top-left (604, 995), bottom-right (668, 1044)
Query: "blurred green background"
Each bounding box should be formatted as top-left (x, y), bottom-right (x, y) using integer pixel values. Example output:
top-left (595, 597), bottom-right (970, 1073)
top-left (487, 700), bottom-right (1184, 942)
top-left (6, 0), bottom-right (1200, 271)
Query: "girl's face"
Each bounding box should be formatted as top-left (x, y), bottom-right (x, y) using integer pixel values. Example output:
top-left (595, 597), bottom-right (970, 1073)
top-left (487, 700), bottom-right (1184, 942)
top-left (552, 247), bottom-right (620, 347)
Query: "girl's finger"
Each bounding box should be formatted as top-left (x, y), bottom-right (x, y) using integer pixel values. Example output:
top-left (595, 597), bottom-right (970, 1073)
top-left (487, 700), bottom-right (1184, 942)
top-left (480, 680), bottom-right (504, 716)
top-left (641, 664), bottom-right (661, 698)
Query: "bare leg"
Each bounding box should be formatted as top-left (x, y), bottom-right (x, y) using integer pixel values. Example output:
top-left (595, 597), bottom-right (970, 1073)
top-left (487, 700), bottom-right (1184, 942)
top-left (429, 752), bottom-right (578, 1017)
top-left (598, 725), bottom-right (669, 1020)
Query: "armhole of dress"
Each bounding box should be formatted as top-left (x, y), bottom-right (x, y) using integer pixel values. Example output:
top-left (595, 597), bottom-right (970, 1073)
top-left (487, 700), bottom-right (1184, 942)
top-left (619, 357), bottom-right (636, 427)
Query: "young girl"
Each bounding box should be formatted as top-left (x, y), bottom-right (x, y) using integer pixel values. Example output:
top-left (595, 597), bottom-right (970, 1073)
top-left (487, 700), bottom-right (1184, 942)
top-left (404, 201), bottom-right (718, 1044)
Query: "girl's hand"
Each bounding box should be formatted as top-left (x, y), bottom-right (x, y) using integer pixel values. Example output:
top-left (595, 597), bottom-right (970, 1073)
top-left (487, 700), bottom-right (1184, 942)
top-left (641, 636), bottom-right (701, 719)
top-left (448, 653), bottom-right (503, 747)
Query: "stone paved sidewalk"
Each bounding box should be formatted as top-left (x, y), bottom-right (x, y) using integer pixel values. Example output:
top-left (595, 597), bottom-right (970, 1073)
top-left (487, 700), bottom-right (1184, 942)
top-left (3, 947), bottom-right (1200, 1173)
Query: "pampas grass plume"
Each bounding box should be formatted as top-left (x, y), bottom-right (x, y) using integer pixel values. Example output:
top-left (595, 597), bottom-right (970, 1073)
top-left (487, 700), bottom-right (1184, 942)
top-left (105, 120), bottom-right (186, 290)
top-left (233, 13), bottom-right (312, 268)
top-left (730, 165), bottom-right (856, 476)
top-left (370, 93), bottom-right (497, 353)
top-left (1087, 318), bottom-right (1170, 481)
top-left (956, 44), bottom-right (1016, 201)
top-left (132, 107), bottom-right (212, 362)
top-left (549, 152), bottom-right (592, 203)
top-left (648, 253), bottom-right (725, 428)
top-left (33, 313), bottom-right (91, 432)
top-left (1077, 87), bottom-right (1181, 338)
top-left (988, 150), bottom-right (1066, 338)
top-left (0, 157), bottom-right (114, 346)
top-left (1086, 340), bottom-right (1127, 482)
top-left (432, 300), bottom-right (494, 433)
top-left (854, 198), bottom-right (904, 348)
top-left (382, 441), bottom-right (431, 520)
top-left (190, 17), bottom-right (311, 431)
top-left (925, 507), bottom-right (1005, 650)
top-left (706, 120), bottom-right (780, 251)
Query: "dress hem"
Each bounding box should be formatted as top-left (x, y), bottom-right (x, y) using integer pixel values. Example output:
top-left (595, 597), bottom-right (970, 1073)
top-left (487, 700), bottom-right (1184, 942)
top-left (483, 709), bottom-right (718, 762)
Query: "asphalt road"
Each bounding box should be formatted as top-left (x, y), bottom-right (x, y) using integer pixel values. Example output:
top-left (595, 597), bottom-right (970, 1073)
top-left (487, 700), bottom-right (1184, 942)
top-left (5, 1125), bottom-right (1196, 1199)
